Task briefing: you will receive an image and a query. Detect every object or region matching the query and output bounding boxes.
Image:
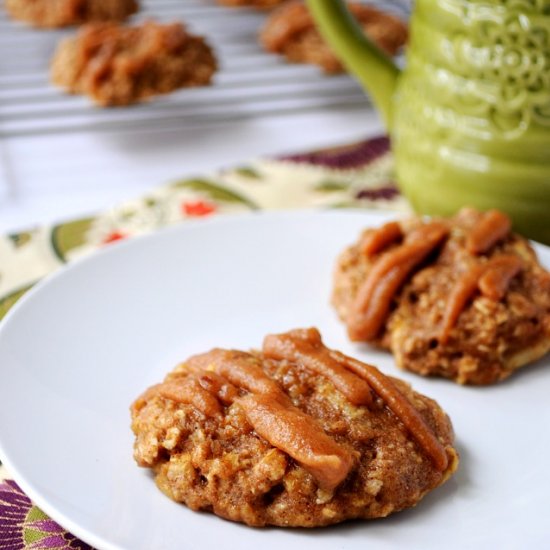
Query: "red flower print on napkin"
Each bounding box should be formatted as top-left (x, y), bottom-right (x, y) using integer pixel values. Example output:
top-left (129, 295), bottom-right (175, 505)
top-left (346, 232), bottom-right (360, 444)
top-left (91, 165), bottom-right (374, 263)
top-left (182, 200), bottom-right (217, 217)
top-left (102, 231), bottom-right (127, 245)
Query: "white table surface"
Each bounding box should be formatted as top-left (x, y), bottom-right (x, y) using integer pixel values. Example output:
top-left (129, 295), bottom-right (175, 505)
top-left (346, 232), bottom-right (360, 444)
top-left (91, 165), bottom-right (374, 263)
top-left (0, 108), bottom-right (383, 234)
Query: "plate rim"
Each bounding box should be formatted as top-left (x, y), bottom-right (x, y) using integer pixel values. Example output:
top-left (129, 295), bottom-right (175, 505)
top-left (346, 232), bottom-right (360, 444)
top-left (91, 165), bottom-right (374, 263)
top-left (0, 208), bottom-right (398, 549)
top-left (1, 207), bottom-right (548, 549)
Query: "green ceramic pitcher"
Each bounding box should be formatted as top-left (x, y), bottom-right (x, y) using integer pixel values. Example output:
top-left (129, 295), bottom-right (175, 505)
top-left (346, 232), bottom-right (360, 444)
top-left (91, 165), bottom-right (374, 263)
top-left (307, 0), bottom-right (550, 243)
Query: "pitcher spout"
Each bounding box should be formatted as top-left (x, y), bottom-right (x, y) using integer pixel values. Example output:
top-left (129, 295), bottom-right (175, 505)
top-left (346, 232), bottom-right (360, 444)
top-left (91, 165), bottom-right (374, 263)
top-left (307, 0), bottom-right (401, 130)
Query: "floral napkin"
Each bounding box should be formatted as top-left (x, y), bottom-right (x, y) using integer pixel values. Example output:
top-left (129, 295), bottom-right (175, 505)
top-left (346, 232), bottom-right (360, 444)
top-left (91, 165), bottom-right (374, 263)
top-left (0, 135), bottom-right (407, 549)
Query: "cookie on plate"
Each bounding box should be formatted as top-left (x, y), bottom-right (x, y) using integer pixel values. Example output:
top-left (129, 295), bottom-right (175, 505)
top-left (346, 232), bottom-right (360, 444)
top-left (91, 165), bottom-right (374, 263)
top-left (332, 208), bottom-right (550, 384)
top-left (50, 21), bottom-right (217, 106)
top-left (260, 1), bottom-right (408, 73)
top-left (5, 0), bottom-right (138, 28)
top-left (131, 328), bottom-right (458, 527)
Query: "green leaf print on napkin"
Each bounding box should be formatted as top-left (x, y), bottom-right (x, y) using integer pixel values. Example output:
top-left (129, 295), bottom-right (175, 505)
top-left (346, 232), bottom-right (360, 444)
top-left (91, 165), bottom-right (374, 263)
top-left (314, 180), bottom-right (351, 192)
top-left (233, 166), bottom-right (262, 179)
top-left (0, 283), bottom-right (35, 321)
top-left (50, 217), bottom-right (95, 263)
top-left (8, 231), bottom-right (33, 248)
top-left (172, 179), bottom-right (259, 210)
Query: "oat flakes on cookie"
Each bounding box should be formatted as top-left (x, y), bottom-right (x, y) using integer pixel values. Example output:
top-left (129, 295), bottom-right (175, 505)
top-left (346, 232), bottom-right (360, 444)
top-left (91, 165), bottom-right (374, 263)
top-left (131, 328), bottom-right (458, 527)
top-left (260, 1), bottom-right (408, 73)
top-left (332, 208), bottom-right (550, 385)
top-left (5, 0), bottom-right (137, 28)
top-left (50, 20), bottom-right (217, 106)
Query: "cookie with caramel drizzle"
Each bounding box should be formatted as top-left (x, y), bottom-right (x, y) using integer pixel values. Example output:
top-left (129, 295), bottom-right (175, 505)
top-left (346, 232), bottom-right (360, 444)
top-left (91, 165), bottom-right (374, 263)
top-left (332, 208), bottom-right (550, 384)
top-left (131, 328), bottom-right (457, 527)
top-left (50, 21), bottom-right (217, 106)
top-left (5, 0), bottom-right (137, 28)
top-left (260, 1), bottom-right (408, 74)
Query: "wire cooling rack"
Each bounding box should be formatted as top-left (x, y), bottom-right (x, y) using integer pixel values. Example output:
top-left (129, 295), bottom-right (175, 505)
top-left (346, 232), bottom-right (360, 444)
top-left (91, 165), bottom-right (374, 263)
top-left (0, 0), bottom-right (410, 137)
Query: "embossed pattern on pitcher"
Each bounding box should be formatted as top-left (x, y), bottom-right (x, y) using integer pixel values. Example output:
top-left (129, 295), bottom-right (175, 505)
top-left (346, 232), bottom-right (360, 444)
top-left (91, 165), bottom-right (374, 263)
top-left (393, 0), bottom-right (550, 241)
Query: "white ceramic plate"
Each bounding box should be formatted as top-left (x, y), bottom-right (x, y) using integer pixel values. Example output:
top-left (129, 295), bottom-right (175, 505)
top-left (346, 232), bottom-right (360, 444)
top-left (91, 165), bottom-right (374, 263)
top-left (1, 210), bottom-right (549, 550)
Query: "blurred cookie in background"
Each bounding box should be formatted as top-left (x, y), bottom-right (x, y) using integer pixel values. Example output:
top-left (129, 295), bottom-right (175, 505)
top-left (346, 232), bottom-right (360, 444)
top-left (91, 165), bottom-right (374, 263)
top-left (50, 20), bottom-right (218, 106)
top-left (5, 0), bottom-right (138, 28)
top-left (260, 1), bottom-right (407, 73)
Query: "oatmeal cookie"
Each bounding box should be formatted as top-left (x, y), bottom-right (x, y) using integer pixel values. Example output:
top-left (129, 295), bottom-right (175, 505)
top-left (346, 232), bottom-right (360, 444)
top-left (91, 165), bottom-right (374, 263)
top-left (260, 1), bottom-right (408, 73)
top-left (50, 21), bottom-right (217, 106)
top-left (332, 209), bottom-right (550, 384)
top-left (131, 328), bottom-right (458, 527)
top-left (5, 0), bottom-right (138, 28)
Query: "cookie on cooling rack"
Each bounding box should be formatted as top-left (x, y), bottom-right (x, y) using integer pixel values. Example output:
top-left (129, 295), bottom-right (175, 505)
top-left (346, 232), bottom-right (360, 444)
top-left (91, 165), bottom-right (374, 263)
top-left (131, 327), bottom-right (458, 527)
top-left (50, 20), bottom-right (218, 106)
top-left (332, 208), bottom-right (550, 385)
top-left (260, 1), bottom-right (408, 73)
top-left (5, 0), bottom-right (138, 28)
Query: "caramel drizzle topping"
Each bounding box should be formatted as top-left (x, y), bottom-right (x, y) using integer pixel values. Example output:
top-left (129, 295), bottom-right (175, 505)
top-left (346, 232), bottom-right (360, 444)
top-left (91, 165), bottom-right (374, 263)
top-left (348, 209), bottom-right (516, 342)
top-left (478, 254), bottom-right (523, 301)
top-left (140, 378), bottom-right (222, 417)
top-left (238, 393), bottom-right (354, 491)
top-left (349, 221), bottom-right (449, 341)
top-left (440, 254), bottom-right (523, 344)
top-left (143, 328), bottom-right (452, 489)
top-left (263, 328), bottom-right (372, 406)
top-left (466, 209), bottom-right (511, 255)
top-left (360, 221), bottom-right (403, 256)
top-left (194, 371), bottom-right (239, 406)
top-left (265, 328), bottom-right (448, 472)
top-left (163, 345), bottom-right (354, 491)
top-left (439, 264), bottom-right (484, 346)
top-left (186, 348), bottom-right (284, 397)
top-left (328, 350), bottom-right (449, 472)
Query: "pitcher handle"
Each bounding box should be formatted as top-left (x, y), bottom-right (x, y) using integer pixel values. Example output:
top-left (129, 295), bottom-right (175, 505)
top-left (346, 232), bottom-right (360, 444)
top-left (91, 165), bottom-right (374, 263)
top-left (306, 0), bottom-right (400, 129)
